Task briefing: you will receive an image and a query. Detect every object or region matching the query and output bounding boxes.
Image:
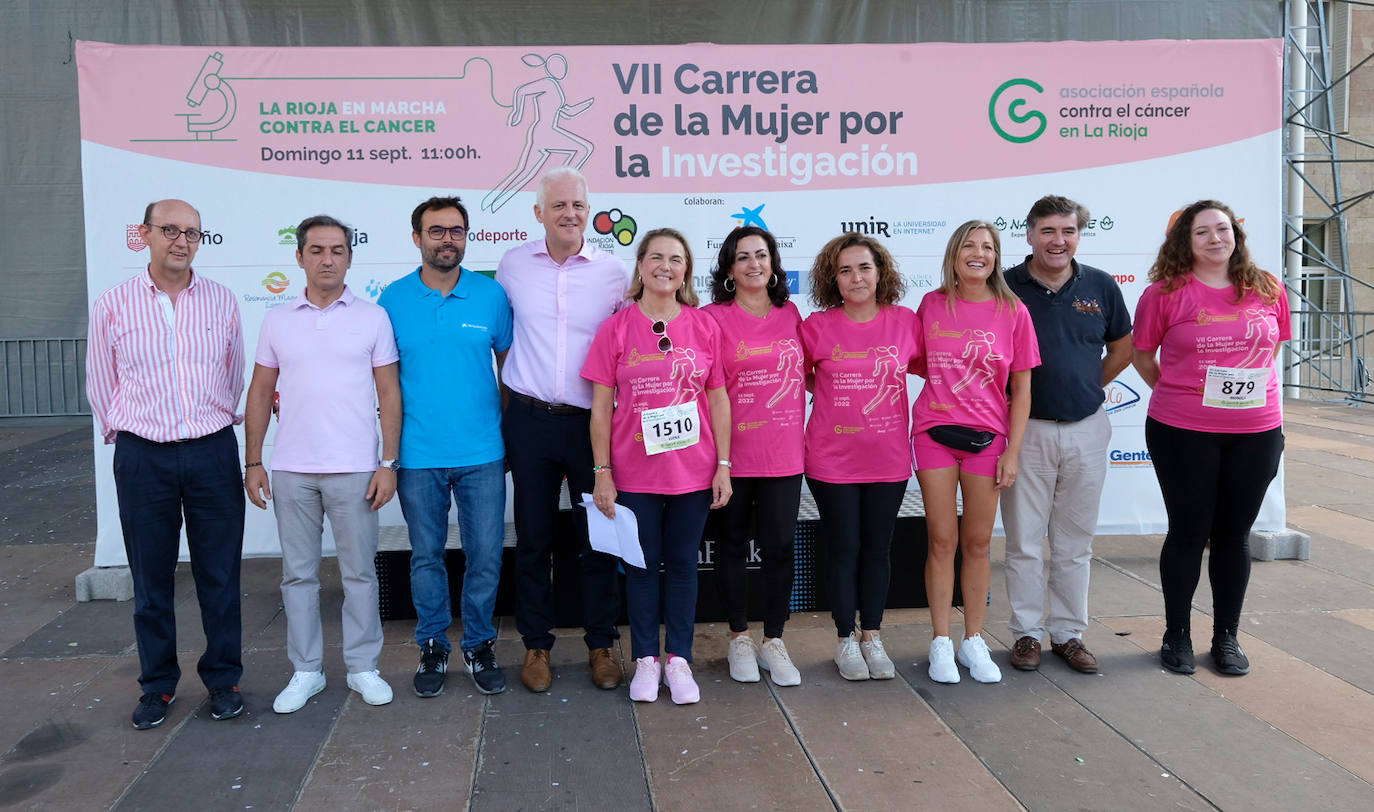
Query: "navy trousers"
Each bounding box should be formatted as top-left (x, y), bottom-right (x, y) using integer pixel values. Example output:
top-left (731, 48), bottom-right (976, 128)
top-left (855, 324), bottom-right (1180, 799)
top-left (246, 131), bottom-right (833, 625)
top-left (114, 427), bottom-right (245, 695)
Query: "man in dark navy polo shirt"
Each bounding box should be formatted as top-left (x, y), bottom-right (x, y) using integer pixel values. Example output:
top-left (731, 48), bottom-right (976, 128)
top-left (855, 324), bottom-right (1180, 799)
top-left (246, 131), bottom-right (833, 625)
top-left (1001, 195), bottom-right (1132, 674)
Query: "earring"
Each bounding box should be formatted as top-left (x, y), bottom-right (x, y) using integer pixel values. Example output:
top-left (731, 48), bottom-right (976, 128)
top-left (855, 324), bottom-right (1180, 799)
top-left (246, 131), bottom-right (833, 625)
top-left (724, 277), bottom-right (735, 292)
top-left (768, 273), bottom-right (779, 288)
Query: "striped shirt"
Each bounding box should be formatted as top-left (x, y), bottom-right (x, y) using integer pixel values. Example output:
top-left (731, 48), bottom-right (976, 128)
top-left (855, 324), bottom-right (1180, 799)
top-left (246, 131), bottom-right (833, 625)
top-left (87, 269), bottom-right (245, 443)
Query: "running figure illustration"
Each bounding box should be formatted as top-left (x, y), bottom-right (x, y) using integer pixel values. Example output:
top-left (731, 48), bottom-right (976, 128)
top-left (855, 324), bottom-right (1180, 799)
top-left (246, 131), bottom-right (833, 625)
top-left (1236, 305), bottom-right (1279, 369)
top-left (767, 338), bottom-right (805, 408)
top-left (668, 347), bottom-right (705, 406)
top-left (951, 329), bottom-right (1003, 394)
top-left (481, 53), bottom-right (595, 213)
top-left (862, 345), bottom-right (905, 415)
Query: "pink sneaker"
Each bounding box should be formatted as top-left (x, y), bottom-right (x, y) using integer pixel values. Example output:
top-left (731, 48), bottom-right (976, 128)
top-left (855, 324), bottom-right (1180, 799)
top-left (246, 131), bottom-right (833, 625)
top-left (662, 655), bottom-right (700, 705)
top-left (629, 656), bottom-right (660, 702)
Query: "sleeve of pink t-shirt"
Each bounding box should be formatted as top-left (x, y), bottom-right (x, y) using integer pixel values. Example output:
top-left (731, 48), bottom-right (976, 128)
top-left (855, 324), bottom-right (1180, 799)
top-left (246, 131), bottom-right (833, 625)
top-left (254, 311), bottom-right (280, 369)
top-left (1011, 302), bottom-right (1042, 371)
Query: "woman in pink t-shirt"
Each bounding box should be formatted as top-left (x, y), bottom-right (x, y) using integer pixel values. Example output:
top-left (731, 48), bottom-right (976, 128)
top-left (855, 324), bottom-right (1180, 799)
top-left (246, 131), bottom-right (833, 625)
top-left (583, 228), bottom-right (732, 705)
top-left (802, 233), bottom-right (918, 682)
top-left (702, 226), bottom-right (805, 688)
top-left (912, 220), bottom-right (1039, 686)
top-left (1132, 200), bottom-right (1288, 678)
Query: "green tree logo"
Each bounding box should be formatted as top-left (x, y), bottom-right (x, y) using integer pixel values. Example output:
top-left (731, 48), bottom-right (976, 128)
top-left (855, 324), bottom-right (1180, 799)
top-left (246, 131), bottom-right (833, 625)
top-left (989, 78), bottom-right (1047, 143)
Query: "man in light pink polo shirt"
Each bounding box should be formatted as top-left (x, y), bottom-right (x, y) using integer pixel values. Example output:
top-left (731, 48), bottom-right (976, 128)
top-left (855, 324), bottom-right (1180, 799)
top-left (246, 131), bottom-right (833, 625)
top-left (497, 166), bottom-right (629, 693)
top-left (243, 215), bottom-right (402, 713)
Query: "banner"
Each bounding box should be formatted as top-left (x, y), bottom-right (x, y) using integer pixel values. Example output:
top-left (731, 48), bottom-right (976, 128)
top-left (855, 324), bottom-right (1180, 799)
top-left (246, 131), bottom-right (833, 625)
top-left (77, 39), bottom-right (1284, 564)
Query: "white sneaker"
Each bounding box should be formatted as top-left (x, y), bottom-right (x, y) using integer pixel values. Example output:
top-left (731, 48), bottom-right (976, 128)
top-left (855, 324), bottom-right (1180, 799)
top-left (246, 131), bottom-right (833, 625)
top-left (629, 656), bottom-right (660, 702)
top-left (928, 636), bottom-right (960, 684)
top-left (957, 634), bottom-right (1003, 684)
top-left (757, 638), bottom-right (801, 687)
top-left (346, 670), bottom-right (394, 706)
top-left (273, 670), bottom-right (326, 713)
top-left (834, 632), bottom-right (870, 681)
top-left (727, 635), bottom-right (761, 683)
top-left (662, 656), bottom-right (700, 704)
top-left (860, 633), bottom-right (895, 679)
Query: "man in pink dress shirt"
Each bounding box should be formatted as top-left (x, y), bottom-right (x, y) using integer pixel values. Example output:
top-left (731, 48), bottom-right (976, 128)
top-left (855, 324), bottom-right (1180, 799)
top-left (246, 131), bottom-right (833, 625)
top-left (496, 167), bottom-right (629, 692)
top-left (86, 199), bottom-right (247, 730)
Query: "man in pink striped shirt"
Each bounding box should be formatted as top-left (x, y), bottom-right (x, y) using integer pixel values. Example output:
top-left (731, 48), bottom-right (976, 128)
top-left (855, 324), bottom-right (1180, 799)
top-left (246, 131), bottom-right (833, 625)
top-left (86, 198), bottom-right (247, 731)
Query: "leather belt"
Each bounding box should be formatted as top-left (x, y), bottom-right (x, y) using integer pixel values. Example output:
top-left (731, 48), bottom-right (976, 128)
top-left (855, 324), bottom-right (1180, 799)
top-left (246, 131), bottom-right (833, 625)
top-left (509, 390), bottom-right (590, 416)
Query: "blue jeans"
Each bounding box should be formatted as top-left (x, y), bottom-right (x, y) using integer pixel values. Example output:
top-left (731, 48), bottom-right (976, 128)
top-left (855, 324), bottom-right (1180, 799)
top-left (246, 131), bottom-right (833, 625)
top-left (397, 461), bottom-right (506, 652)
top-left (618, 490), bottom-right (712, 662)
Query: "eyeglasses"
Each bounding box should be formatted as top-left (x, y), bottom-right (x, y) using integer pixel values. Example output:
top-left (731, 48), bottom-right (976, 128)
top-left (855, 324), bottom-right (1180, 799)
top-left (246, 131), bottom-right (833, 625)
top-left (426, 225), bottom-right (468, 240)
top-left (652, 320), bottom-right (673, 353)
top-left (147, 223), bottom-right (204, 243)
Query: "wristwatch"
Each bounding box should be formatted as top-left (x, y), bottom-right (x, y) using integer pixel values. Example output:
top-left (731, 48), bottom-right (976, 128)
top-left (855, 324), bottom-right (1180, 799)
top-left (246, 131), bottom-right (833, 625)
top-left (380, 458), bottom-right (399, 472)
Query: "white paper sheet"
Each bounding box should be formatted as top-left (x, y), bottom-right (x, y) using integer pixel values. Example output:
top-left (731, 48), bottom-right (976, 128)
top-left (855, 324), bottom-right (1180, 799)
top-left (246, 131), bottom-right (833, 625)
top-left (579, 492), bottom-right (645, 569)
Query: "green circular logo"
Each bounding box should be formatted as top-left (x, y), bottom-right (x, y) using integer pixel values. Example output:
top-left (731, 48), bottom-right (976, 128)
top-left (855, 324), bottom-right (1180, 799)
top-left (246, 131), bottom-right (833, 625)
top-left (989, 78), bottom-right (1047, 144)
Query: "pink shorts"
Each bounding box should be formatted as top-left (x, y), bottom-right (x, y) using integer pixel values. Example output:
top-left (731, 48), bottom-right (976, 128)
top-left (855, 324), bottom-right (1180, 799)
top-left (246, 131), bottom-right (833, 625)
top-left (911, 430), bottom-right (1007, 477)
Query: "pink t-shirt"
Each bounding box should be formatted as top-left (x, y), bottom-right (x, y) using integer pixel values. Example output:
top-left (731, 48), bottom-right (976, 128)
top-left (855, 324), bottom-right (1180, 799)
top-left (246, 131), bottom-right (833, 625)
top-left (255, 288), bottom-right (399, 473)
top-left (910, 290), bottom-right (1041, 438)
top-left (1133, 274), bottom-right (1290, 433)
top-left (802, 305), bottom-right (919, 483)
top-left (702, 301), bottom-right (805, 477)
top-left (581, 303), bottom-right (727, 495)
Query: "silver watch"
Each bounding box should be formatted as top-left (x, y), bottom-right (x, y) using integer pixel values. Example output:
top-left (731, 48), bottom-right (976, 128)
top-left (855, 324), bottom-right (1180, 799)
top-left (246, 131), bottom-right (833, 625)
top-left (380, 458), bottom-right (399, 472)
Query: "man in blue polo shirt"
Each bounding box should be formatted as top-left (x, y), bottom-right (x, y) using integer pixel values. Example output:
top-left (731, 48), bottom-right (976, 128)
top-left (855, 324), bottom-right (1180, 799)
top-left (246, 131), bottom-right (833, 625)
top-left (379, 196), bottom-right (513, 696)
top-left (1001, 195), bottom-right (1132, 675)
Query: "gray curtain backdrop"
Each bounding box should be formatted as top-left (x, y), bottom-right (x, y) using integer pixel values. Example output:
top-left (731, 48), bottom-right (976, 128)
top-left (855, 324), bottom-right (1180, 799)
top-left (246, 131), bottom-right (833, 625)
top-left (1, 0), bottom-right (1280, 338)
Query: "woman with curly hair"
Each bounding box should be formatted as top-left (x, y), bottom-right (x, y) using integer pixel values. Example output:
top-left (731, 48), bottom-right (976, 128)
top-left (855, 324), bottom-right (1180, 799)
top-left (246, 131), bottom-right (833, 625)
top-left (1133, 200), bottom-right (1288, 677)
top-left (801, 232), bottom-right (918, 681)
top-left (911, 220), bottom-right (1039, 685)
top-left (702, 226), bottom-right (806, 686)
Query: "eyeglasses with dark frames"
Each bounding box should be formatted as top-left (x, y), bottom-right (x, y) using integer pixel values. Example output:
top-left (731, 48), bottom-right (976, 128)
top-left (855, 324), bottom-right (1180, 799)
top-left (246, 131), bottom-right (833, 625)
top-left (426, 225), bottom-right (468, 240)
top-left (652, 320), bottom-right (673, 353)
top-left (146, 224), bottom-right (204, 243)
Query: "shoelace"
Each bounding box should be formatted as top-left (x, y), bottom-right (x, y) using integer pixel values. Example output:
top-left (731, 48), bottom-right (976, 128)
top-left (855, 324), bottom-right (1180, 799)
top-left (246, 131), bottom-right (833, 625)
top-left (865, 638), bottom-right (888, 659)
top-left (664, 659), bottom-right (691, 680)
top-left (1215, 636), bottom-right (1243, 657)
top-left (766, 640), bottom-right (791, 661)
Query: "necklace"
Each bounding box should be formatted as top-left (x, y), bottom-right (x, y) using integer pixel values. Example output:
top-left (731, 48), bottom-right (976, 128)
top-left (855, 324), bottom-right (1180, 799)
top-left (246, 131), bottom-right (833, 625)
top-left (638, 300), bottom-right (681, 322)
top-left (737, 296), bottom-right (771, 318)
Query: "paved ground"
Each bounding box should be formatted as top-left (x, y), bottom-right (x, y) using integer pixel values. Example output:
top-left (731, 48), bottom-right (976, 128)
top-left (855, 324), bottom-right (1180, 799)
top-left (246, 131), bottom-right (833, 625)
top-left (2, 399), bottom-right (1373, 811)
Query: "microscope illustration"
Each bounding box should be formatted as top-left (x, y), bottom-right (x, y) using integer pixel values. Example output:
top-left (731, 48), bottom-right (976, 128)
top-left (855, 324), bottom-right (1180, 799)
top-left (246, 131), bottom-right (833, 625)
top-left (178, 52), bottom-right (237, 140)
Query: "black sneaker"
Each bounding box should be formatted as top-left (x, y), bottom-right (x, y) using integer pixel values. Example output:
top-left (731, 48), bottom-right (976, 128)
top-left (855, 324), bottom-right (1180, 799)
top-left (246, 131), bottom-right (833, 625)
top-left (1160, 632), bottom-right (1196, 674)
top-left (463, 640), bottom-right (506, 695)
top-left (414, 638), bottom-right (448, 697)
top-left (1211, 632), bottom-right (1250, 676)
top-left (208, 686), bottom-right (244, 720)
top-left (132, 692), bottom-right (174, 730)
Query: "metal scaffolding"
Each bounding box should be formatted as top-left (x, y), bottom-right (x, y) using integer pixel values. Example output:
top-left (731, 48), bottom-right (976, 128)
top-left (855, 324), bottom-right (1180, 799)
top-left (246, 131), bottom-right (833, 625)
top-left (1285, 0), bottom-right (1374, 402)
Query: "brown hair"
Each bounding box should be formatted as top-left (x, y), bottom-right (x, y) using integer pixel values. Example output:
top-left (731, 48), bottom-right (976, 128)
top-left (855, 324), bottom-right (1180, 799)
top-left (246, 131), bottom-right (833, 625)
top-left (626, 228), bottom-right (699, 307)
top-left (1148, 200), bottom-right (1279, 304)
top-left (808, 232), bottom-right (905, 309)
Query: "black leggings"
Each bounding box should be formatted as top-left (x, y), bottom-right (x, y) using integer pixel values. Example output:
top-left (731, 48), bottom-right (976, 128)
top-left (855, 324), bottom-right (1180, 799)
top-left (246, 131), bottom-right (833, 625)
top-left (1145, 417), bottom-right (1283, 636)
top-left (714, 474), bottom-right (803, 639)
top-left (806, 477), bottom-right (907, 637)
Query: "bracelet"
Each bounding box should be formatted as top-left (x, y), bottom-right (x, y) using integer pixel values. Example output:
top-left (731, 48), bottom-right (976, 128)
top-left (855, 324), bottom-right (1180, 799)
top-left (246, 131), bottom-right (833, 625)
top-left (592, 465), bottom-right (612, 474)
top-left (718, 459), bottom-right (732, 468)
top-left (245, 461), bottom-right (263, 469)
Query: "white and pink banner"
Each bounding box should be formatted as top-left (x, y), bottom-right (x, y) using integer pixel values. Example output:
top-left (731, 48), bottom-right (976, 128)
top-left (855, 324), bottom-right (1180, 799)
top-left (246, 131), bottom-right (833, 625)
top-left (78, 39), bottom-right (1284, 564)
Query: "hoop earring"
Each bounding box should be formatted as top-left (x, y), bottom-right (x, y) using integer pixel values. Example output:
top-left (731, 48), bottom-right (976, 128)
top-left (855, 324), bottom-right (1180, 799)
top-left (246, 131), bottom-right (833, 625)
top-left (768, 273), bottom-right (778, 288)
top-left (724, 277), bottom-right (735, 293)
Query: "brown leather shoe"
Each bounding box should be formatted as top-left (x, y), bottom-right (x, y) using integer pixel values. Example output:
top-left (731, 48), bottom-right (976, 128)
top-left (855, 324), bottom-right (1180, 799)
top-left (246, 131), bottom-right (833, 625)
top-left (1051, 638), bottom-right (1099, 673)
top-left (521, 648), bottom-right (552, 692)
top-left (588, 647), bottom-right (623, 690)
top-left (1010, 636), bottom-right (1042, 671)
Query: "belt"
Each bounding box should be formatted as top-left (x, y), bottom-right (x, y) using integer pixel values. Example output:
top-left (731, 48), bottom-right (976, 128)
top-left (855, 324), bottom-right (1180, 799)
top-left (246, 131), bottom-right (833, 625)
top-left (509, 390), bottom-right (590, 416)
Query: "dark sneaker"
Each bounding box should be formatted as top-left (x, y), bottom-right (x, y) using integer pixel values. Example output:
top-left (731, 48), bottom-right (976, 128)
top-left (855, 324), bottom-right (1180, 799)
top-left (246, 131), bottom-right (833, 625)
top-left (414, 638), bottom-right (448, 698)
top-left (208, 686), bottom-right (244, 720)
top-left (132, 692), bottom-right (174, 730)
top-left (1160, 632), bottom-right (1196, 674)
top-left (463, 640), bottom-right (506, 695)
top-left (1211, 632), bottom-right (1250, 676)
